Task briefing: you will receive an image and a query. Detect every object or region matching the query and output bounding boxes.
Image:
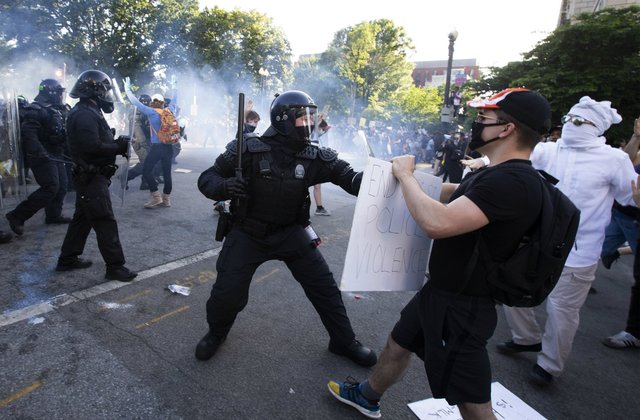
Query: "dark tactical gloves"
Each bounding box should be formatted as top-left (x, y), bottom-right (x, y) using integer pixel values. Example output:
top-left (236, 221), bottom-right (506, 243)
top-left (223, 176), bottom-right (248, 199)
top-left (115, 135), bottom-right (131, 158)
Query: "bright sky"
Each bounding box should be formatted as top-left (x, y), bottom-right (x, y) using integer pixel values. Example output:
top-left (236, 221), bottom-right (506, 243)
top-left (199, 0), bottom-right (563, 67)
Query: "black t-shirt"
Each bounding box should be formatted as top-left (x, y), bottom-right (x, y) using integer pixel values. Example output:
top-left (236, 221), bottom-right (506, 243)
top-left (429, 159), bottom-right (543, 297)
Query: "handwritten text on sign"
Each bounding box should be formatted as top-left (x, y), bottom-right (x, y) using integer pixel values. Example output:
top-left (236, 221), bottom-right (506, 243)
top-left (407, 382), bottom-right (546, 420)
top-left (340, 158), bottom-right (442, 291)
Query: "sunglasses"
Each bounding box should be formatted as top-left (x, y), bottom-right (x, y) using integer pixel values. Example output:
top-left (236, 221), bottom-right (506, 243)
top-left (475, 114), bottom-right (507, 124)
top-left (561, 114), bottom-right (596, 127)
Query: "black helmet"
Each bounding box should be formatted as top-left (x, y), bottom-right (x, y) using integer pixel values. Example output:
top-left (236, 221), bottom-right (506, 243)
top-left (17, 94), bottom-right (29, 108)
top-left (270, 90), bottom-right (317, 136)
top-left (139, 94), bottom-right (151, 106)
top-left (69, 70), bottom-right (116, 113)
top-left (37, 79), bottom-right (65, 106)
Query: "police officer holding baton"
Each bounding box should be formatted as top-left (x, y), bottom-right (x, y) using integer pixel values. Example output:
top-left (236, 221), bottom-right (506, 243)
top-left (196, 90), bottom-right (376, 367)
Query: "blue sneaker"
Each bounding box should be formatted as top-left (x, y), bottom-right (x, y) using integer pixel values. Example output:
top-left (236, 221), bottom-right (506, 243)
top-left (327, 378), bottom-right (381, 418)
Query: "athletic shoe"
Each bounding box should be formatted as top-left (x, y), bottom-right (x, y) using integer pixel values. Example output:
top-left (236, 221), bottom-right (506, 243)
top-left (315, 207), bottom-right (331, 216)
top-left (327, 378), bottom-right (381, 419)
top-left (602, 331), bottom-right (640, 349)
top-left (529, 364), bottom-right (553, 387)
top-left (496, 340), bottom-right (541, 354)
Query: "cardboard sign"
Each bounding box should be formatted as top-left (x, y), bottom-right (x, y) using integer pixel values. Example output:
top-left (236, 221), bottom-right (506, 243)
top-left (340, 158), bottom-right (442, 291)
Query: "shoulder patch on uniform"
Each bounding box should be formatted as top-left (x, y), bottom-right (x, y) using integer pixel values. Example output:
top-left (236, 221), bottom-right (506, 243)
top-left (317, 147), bottom-right (338, 162)
top-left (295, 145), bottom-right (318, 159)
top-left (225, 139), bottom-right (247, 155)
top-left (246, 137), bottom-right (271, 152)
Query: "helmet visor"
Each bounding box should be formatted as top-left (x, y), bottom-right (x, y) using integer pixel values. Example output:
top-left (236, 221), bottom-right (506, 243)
top-left (292, 106), bottom-right (317, 140)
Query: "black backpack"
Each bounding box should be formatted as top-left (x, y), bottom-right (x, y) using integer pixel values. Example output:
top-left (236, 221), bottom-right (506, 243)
top-left (464, 162), bottom-right (580, 307)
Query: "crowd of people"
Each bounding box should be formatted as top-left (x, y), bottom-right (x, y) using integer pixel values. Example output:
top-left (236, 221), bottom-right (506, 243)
top-left (2, 71), bottom-right (640, 420)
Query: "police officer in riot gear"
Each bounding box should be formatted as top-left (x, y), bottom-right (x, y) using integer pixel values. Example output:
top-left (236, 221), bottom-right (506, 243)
top-left (196, 90), bottom-right (376, 367)
top-left (55, 70), bottom-right (137, 282)
top-left (5, 79), bottom-right (71, 235)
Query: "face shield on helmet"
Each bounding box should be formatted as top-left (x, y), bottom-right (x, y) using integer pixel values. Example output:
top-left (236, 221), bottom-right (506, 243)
top-left (38, 79), bottom-right (65, 106)
top-left (291, 106), bottom-right (317, 143)
top-left (69, 70), bottom-right (117, 113)
top-left (270, 90), bottom-right (317, 144)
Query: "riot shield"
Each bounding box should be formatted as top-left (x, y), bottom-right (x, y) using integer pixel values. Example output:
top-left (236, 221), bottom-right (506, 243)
top-left (109, 103), bottom-right (135, 207)
top-left (107, 78), bottom-right (134, 206)
top-left (0, 89), bottom-right (27, 209)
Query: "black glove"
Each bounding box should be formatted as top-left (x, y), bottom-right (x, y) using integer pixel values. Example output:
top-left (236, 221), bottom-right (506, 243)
top-left (223, 177), bottom-right (249, 199)
top-left (115, 136), bottom-right (130, 158)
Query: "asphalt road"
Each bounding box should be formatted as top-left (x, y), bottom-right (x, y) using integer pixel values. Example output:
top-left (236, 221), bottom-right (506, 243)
top-left (1, 143), bottom-right (639, 419)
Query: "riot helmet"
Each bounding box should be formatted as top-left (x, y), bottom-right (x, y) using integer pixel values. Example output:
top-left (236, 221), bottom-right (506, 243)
top-left (69, 70), bottom-right (116, 113)
top-left (17, 95), bottom-right (29, 108)
top-left (139, 94), bottom-right (151, 106)
top-left (37, 79), bottom-right (65, 106)
top-left (270, 90), bottom-right (317, 142)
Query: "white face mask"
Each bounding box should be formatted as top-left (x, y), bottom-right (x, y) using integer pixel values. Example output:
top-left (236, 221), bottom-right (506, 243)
top-left (561, 121), bottom-right (600, 140)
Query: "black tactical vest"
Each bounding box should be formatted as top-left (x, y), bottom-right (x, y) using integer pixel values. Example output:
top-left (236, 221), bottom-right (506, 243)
top-left (245, 149), bottom-right (312, 226)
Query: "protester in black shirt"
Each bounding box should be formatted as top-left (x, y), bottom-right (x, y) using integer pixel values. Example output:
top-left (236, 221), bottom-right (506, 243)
top-left (328, 88), bottom-right (551, 419)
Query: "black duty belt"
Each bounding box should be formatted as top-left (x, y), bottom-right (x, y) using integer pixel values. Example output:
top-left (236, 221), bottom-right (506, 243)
top-left (237, 218), bottom-right (287, 239)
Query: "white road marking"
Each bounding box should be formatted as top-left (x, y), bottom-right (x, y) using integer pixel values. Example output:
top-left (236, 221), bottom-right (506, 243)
top-left (0, 247), bottom-right (221, 328)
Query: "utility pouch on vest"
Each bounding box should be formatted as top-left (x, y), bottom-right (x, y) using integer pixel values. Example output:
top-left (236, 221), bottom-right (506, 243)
top-left (215, 210), bottom-right (232, 242)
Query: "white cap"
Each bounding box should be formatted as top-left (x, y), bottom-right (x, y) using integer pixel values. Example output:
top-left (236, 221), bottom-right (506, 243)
top-left (151, 93), bottom-right (164, 102)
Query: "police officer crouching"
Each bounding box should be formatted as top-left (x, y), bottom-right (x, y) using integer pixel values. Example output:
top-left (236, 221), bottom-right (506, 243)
top-left (55, 70), bottom-right (136, 282)
top-left (196, 90), bottom-right (376, 367)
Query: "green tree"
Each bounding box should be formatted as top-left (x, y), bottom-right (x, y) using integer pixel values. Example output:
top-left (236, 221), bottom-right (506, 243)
top-left (53, 0), bottom-right (160, 81)
top-left (322, 19), bottom-right (415, 121)
top-left (189, 7), bottom-right (292, 94)
top-left (153, 0), bottom-right (199, 73)
top-left (292, 54), bottom-right (349, 118)
top-left (476, 6), bottom-right (640, 143)
top-left (387, 85), bottom-right (442, 129)
top-left (0, 0), bottom-right (57, 69)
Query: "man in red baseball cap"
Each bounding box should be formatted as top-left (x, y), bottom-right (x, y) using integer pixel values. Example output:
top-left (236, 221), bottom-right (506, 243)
top-left (327, 88), bottom-right (551, 419)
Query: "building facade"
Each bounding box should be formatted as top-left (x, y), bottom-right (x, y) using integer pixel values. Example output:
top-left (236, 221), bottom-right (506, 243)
top-left (559, 0), bottom-right (640, 24)
top-left (411, 59), bottom-right (480, 88)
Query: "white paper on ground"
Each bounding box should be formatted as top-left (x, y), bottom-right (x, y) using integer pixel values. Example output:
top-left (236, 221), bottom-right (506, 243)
top-left (407, 382), bottom-right (546, 420)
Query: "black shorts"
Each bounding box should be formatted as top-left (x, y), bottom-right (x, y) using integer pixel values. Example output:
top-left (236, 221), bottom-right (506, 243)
top-left (391, 283), bottom-right (497, 405)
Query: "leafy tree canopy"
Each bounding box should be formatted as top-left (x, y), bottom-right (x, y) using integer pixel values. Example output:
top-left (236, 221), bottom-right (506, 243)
top-left (474, 6), bottom-right (640, 144)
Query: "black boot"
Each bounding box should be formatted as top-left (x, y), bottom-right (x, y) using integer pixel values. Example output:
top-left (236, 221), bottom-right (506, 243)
top-left (328, 339), bottom-right (377, 367)
top-left (105, 266), bottom-right (137, 282)
top-left (5, 211), bottom-right (24, 236)
top-left (195, 332), bottom-right (226, 361)
top-left (0, 230), bottom-right (12, 244)
top-left (56, 258), bottom-right (93, 272)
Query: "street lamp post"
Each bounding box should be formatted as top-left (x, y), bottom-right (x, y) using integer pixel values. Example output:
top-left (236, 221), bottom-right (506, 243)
top-left (441, 30), bottom-right (458, 126)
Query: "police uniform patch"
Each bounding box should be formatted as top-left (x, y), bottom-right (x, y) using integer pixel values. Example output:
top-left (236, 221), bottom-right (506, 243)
top-left (295, 164), bottom-right (305, 179)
